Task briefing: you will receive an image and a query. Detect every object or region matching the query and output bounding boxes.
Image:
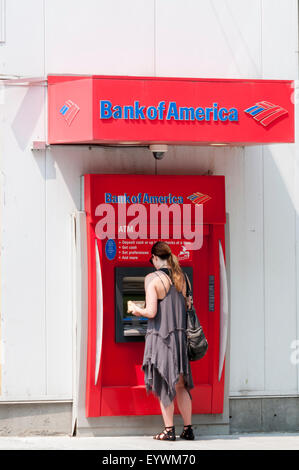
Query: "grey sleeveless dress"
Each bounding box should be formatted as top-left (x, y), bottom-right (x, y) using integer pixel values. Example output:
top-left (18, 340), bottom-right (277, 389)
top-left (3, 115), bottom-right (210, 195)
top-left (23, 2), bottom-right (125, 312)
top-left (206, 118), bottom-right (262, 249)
top-left (142, 269), bottom-right (194, 408)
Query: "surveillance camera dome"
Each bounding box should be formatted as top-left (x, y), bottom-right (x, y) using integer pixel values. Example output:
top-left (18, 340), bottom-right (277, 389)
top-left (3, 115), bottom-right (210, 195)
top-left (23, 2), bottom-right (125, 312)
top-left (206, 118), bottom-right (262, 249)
top-left (153, 152), bottom-right (165, 160)
top-left (149, 144), bottom-right (168, 160)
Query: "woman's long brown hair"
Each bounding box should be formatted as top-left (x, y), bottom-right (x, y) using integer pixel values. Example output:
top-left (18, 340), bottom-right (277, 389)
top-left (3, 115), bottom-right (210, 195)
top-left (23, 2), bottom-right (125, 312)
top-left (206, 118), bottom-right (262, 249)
top-left (151, 241), bottom-right (184, 292)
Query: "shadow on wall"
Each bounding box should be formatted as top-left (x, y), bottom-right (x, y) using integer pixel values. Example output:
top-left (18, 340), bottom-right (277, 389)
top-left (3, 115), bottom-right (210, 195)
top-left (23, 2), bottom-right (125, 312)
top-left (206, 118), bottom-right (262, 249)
top-left (39, 144), bottom-right (225, 211)
top-left (42, 145), bottom-right (156, 211)
top-left (11, 86), bottom-right (45, 151)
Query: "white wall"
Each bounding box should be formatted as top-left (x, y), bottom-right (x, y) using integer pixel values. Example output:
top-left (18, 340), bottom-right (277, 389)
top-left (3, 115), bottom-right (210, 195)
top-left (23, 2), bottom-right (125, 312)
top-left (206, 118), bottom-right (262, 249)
top-left (0, 0), bottom-right (298, 400)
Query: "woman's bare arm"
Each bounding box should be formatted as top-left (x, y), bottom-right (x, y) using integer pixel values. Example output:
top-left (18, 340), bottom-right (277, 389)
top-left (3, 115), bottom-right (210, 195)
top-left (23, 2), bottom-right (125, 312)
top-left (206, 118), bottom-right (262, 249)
top-left (128, 274), bottom-right (158, 319)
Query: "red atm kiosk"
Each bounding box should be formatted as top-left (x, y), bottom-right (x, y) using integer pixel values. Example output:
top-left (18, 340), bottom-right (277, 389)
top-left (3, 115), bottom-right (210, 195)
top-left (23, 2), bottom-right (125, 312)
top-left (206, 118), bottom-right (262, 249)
top-left (83, 174), bottom-right (227, 417)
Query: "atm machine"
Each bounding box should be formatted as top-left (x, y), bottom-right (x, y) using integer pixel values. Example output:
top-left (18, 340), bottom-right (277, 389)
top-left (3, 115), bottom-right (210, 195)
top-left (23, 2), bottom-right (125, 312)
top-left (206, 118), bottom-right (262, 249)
top-left (83, 174), bottom-right (228, 417)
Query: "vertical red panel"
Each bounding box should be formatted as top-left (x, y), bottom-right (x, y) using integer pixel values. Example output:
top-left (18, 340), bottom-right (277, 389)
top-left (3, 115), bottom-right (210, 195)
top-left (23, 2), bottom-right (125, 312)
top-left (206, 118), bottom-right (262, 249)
top-left (85, 176), bottom-right (102, 416)
top-left (210, 224), bottom-right (226, 413)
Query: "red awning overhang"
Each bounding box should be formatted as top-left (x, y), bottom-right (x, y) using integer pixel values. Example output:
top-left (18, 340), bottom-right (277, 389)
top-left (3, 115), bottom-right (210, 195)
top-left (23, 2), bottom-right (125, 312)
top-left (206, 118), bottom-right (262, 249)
top-left (48, 75), bottom-right (295, 146)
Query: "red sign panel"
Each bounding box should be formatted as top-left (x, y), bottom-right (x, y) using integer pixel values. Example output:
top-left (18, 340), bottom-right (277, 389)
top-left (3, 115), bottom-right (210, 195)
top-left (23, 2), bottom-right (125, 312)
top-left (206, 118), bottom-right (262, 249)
top-left (48, 75), bottom-right (294, 145)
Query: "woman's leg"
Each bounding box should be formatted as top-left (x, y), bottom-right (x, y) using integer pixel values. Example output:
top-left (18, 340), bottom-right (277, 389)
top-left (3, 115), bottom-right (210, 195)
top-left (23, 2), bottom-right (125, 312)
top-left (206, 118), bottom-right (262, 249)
top-left (159, 399), bottom-right (174, 427)
top-left (175, 374), bottom-right (192, 426)
top-left (153, 399), bottom-right (175, 439)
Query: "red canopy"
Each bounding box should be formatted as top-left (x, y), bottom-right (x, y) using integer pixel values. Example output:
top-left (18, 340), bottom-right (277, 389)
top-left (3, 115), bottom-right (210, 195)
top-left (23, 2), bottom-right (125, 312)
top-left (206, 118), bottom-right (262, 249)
top-left (48, 75), bottom-right (294, 145)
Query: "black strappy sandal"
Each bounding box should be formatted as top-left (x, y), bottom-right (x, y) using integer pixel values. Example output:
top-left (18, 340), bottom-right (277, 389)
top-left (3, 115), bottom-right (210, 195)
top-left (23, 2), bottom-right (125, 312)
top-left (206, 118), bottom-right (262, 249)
top-left (153, 425), bottom-right (176, 441)
top-left (180, 425), bottom-right (194, 440)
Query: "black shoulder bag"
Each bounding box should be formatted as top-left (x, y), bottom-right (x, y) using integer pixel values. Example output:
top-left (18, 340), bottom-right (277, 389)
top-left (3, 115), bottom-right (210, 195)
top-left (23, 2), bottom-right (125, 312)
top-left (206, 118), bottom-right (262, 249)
top-left (184, 273), bottom-right (208, 361)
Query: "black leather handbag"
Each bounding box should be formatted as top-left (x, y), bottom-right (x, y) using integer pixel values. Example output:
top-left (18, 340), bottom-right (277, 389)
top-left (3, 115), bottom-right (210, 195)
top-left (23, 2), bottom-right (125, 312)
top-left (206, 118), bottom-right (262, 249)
top-left (184, 273), bottom-right (208, 361)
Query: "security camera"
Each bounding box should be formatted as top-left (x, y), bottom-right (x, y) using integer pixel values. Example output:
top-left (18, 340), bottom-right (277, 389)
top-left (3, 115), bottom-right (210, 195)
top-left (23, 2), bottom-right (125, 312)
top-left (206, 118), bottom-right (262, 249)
top-left (149, 144), bottom-right (168, 160)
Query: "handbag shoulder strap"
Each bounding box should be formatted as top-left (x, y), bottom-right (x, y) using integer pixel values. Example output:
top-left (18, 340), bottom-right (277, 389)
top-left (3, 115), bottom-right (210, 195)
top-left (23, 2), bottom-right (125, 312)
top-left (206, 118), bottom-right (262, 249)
top-left (184, 272), bottom-right (192, 295)
top-left (184, 272), bottom-right (193, 306)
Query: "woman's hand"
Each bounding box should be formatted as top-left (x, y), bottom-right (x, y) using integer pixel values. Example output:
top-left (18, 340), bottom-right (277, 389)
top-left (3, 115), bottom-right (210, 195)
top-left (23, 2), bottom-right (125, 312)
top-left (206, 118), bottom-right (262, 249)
top-left (127, 301), bottom-right (141, 316)
top-left (127, 276), bottom-right (158, 320)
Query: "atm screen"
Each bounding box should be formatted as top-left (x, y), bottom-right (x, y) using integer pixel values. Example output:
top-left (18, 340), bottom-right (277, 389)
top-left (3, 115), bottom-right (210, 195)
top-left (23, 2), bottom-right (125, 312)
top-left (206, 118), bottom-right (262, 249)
top-left (115, 266), bottom-right (193, 343)
top-left (115, 267), bottom-right (153, 343)
top-left (122, 276), bottom-right (147, 336)
top-left (122, 276), bottom-right (146, 317)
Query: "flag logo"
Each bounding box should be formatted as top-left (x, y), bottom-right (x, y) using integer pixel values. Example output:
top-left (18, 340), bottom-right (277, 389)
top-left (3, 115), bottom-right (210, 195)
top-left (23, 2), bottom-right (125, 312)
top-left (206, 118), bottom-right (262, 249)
top-left (244, 101), bottom-right (288, 127)
top-left (187, 192), bottom-right (212, 204)
top-left (59, 100), bottom-right (80, 126)
top-left (178, 245), bottom-right (190, 261)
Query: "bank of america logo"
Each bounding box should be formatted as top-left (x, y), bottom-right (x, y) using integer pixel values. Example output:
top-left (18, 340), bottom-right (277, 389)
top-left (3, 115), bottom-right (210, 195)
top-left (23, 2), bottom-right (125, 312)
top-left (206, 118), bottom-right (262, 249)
top-left (59, 100), bottom-right (80, 125)
top-left (187, 192), bottom-right (212, 204)
top-left (244, 101), bottom-right (288, 127)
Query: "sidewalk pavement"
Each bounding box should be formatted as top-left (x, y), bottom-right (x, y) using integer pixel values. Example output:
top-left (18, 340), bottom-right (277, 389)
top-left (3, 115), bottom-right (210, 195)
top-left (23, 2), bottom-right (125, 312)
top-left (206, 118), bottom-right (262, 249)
top-left (0, 432), bottom-right (298, 450)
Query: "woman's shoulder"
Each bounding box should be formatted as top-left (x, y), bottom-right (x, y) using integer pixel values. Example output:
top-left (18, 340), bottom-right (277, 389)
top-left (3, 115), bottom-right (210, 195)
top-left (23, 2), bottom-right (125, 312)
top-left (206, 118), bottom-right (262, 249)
top-left (145, 272), bottom-right (157, 282)
top-left (144, 270), bottom-right (171, 290)
top-left (144, 271), bottom-right (159, 288)
top-left (145, 270), bottom-right (169, 280)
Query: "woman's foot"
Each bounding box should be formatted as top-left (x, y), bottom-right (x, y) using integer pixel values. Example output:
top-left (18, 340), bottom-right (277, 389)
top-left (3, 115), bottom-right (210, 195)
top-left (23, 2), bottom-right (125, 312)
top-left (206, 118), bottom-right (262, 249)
top-left (180, 424), bottom-right (194, 440)
top-left (153, 425), bottom-right (176, 441)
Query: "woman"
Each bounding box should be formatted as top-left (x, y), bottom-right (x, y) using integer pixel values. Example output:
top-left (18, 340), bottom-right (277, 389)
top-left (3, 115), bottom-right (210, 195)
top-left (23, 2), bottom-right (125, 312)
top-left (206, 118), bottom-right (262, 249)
top-left (127, 241), bottom-right (195, 441)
